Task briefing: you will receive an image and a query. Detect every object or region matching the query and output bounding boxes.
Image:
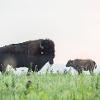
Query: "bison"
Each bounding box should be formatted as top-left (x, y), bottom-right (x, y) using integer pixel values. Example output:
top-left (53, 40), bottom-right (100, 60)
top-left (66, 59), bottom-right (97, 74)
top-left (0, 39), bottom-right (55, 72)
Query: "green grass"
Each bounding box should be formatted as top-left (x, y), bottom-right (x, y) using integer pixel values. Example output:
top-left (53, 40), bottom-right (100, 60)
top-left (0, 72), bottom-right (100, 100)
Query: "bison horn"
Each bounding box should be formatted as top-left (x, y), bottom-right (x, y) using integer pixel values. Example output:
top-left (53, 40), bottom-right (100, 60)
top-left (40, 43), bottom-right (44, 49)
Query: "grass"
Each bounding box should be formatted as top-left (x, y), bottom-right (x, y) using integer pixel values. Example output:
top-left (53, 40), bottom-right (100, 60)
top-left (0, 72), bottom-right (100, 100)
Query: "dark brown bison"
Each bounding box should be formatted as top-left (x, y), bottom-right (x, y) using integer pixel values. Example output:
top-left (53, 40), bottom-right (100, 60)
top-left (0, 39), bottom-right (55, 72)
top-left (66, 59), bottom-right (97, 74)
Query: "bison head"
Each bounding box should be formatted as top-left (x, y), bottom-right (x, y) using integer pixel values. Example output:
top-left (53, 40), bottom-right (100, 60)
top-left (31, 39), bottom-right (55, 71)
top-left (40, 39), bottom-right (55, 65)
top-left (66, 60), bottom-right (73, 67)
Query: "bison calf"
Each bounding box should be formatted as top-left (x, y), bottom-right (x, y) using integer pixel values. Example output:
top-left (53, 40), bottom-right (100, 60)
top-left (66, 59), bottom-right (97, 74)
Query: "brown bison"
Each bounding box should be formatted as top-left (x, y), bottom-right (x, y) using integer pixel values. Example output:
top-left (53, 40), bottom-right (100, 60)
top-left (66, 59), bottom-right (97, 74)
top-left (0, 39), bottom-right (55, 72)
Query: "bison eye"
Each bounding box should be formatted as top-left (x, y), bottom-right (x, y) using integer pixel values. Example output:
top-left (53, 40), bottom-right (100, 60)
top-left (41, 51), bottom-right (44, 55)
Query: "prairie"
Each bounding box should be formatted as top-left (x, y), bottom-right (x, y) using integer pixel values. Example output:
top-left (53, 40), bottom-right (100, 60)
top-left (0, 72), bottom-right (100, 100)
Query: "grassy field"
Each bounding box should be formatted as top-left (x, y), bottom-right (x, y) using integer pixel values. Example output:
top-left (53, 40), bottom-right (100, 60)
top-left (0, 72), bottom-right (100, 100)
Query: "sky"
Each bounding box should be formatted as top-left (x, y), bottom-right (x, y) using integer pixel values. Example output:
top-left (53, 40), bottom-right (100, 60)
top-left (0, 0), bottom-right (100, 64)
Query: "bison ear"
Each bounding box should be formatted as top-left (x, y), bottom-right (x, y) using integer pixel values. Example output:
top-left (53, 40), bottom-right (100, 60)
top-left (40, 42), bottom-right (44, 49)
top-left (69, 59), bottom-right (73, 64)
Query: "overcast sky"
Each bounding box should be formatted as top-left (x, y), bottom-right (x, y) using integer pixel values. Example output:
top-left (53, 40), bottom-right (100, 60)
top-left (0, 0), bottom-right (100, 64)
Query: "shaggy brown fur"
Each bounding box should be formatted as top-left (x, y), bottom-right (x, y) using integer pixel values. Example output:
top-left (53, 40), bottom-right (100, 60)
top-left (0, 39), bottom-right (55, 72)
top-left (66, 59), bottom-right (97, 74)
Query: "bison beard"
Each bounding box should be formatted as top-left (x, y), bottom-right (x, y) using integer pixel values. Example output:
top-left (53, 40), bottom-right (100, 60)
top-left (66, 59), bottom-right (97, 74)
top-left (0, 39), bottom-right (55, 72)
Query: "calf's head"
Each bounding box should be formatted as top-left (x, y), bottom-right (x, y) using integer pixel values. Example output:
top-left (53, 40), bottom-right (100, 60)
top-left (66, 60), bottom-right (73, 67)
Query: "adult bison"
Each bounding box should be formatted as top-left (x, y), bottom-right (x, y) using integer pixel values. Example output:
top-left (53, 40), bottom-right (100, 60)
top-left (0, 39), bottom-right (55, 72)
top-left (66, 59), bottom-right (97, 74)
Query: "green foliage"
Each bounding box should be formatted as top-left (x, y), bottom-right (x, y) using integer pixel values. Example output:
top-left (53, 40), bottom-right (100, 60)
top-left (0, 72), bottom-right (99, 100)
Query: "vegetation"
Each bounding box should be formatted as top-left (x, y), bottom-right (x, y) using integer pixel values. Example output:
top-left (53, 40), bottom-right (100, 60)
top-left (0, 72), bottom-right (100, 100)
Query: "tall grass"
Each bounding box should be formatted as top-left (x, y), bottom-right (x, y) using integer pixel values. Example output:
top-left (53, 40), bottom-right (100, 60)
top-left (0, 72), bottom-right (100, 100)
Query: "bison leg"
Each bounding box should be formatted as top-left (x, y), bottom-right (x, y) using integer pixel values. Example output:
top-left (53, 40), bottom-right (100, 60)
top-left (32, 65), bottom-right (38, 72)
top-left (27, 63), bottom-right (33, 72)
top-left (27, 62), bottom-right (37, 72)
top-left (0, 64), bottom-right (3, 72)
top-left (0, 64), bottom-right (7, 73)
top-left (89, 69), bottom-right (94, 75)
top-left (77, 69), bottom-right (82, 75)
